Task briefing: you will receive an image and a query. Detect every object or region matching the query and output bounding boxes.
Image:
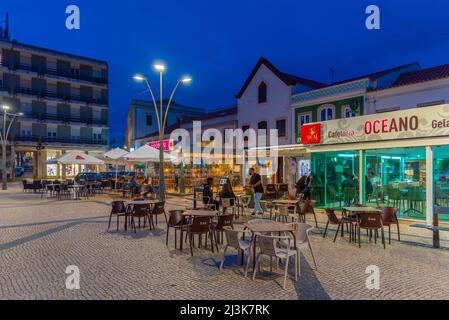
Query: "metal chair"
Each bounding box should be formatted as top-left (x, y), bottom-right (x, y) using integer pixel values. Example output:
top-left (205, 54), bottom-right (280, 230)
top-left (219, 227), bottom-right (252, 277)
top-left (252, 234), bottom-right (298, 290)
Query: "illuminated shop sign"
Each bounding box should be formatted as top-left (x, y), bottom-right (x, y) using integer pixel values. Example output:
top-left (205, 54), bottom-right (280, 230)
top-left (311, 104), bottom-right (449, 145)
top-left (147, 140), bottom-right (174, 151)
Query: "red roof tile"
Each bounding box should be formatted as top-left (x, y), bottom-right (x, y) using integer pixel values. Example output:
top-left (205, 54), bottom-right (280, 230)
top-left (330, 62), bottom-right (419, 86)
top-left (392, 63), bottom-right (449, 87)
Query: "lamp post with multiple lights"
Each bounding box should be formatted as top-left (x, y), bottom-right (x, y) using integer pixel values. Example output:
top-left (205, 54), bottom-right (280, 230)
top-left (1, 105), bottom-right (24, 190)
top-left (134, 64), bottom-right (192, 201)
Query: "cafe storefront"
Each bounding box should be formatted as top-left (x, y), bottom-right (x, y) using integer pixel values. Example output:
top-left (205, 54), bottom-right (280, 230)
top-left (300, 103), bottom-right (449, 223)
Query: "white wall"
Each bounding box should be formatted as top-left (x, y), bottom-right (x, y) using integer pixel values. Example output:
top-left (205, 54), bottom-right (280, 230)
top-left (367, 78), bottom-right (449, 114)
top-left (237, 64), bottom-right (292, 146)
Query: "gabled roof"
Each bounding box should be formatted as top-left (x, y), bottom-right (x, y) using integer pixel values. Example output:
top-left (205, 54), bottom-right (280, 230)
top-left (235, 57), bottom-right (326, 99)
top-left (391, 63), bottom-right (449, 87)
top-left (330, 62), bottom-right (420, 86)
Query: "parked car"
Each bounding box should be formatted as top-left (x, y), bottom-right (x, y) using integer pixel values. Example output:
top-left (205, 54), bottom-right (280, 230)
top-left (75, 172), bottom-right (103, 184)
top-left (15, 166), bottom-right (25, 177)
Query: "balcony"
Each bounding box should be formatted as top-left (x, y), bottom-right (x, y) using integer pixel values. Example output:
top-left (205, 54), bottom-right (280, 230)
top-left (14, 135), bottom-right (108, 146)
top-left (0, 60), bottom-right (108, 85)
top-left (26, 113), bottom-right (108, 126)
top-left (0, 85), bottom-right (108, 106)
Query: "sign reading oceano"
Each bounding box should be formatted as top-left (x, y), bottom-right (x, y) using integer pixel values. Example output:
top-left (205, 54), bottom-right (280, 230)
top-left (316, 104), bottom-right (449, 145)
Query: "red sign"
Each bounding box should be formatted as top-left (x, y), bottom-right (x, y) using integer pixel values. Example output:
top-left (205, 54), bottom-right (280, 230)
top-left (75, 155), bottom-right (85, 160)
top-left (300, 123), bottom-right (321, 144)
top-left (147, 140), bottom-right (174, 151)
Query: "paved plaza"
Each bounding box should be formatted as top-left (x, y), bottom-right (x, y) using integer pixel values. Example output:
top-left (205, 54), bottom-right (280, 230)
top-left (1, 183), bottom-right (449, 300)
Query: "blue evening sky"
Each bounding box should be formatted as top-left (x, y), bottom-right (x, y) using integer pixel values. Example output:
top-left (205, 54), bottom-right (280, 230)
top-left (1, 0), bottom-right (449, 141)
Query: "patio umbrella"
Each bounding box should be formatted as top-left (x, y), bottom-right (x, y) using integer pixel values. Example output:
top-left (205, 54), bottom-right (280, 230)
top-left (123, 145), bottom-right (174, 163)
top-left (47, 150), bottom-right (104, 165)
top-left (100, 148), bottom-right (129, 183)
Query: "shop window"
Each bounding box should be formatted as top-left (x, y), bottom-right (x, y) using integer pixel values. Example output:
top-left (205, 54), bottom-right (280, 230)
top-left (258, 82), bottom-right (267, 104)
top-left (276, 119), bottom-right (286, 137)
top-left (433, 146), bottom-right (449, 222)
top-left (311, 151), bottom-right (360, 208)
top-left (365, 147), bottom-right (426, 220)
top-left (320, 107), bottom-right (333, 121)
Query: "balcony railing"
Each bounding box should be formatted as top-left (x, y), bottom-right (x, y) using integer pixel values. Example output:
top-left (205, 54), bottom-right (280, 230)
top-left (26, 113), bottom-right (108, 126)
top-left (14, 135), bottom-right (108, 146)
top-left (0, 85), bottom-right (108, 106)
top-left (0, 60), bottom-right (108, 85)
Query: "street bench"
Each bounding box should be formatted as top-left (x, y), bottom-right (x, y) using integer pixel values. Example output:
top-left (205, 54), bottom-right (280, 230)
top-left (411, 206), bottom-right (449, 248)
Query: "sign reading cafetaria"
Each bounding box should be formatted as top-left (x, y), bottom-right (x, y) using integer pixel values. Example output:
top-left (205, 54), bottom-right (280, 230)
top-left (301, 104), bottom-right (449, 145)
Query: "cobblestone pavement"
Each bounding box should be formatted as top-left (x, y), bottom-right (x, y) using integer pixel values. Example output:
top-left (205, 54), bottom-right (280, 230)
top-left (1, 183), bottom-right (449, 300)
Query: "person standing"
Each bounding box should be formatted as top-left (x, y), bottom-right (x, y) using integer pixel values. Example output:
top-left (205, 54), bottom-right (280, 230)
top-left (248, 168), bottom-right (264, 217)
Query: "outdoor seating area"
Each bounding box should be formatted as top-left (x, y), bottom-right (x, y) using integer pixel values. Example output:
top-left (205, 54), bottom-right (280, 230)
top-left (322, 205), bottom-right (402, 249)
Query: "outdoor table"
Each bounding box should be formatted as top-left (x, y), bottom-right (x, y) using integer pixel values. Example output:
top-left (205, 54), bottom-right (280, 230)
top-left (127, 200), bottom-right (159, 205)
top-left (182, 210), bottom-right (219, 217)
top-left (244, 220), bottom-right (296, 269)
top-left (343, 206), bottom-right (382, 216)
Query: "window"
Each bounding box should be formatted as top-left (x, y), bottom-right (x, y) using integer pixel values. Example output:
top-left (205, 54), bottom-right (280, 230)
top-left (146, 114), bottom-right (153, 126)
top-left (47, 132), bottom-right (56, 141)
top-left (299, 114), bottom-right (311, 126)
top-left (276, 119), bottom-right (286, 137)
top-left (92, 70), bottom-right (102, 79)
top-left (258, 82), bottom-right (267, 104)
top-left (21, 130), bottom-right (31, 137)
top-left (258, 121), bottom-right (267, 130)
top-left (343, 107), bottom-right (356, 118)
top-left (320, 107), bottom-right (333, 121)
top-left (93, 133), bottom-right (102, 142)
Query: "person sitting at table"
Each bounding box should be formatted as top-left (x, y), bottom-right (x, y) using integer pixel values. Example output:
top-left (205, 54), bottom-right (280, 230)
top-left (203, 177), bottom-right (219, 210)
top-left (219, 178), bottom-right (235, 209)
top-left (142, 179), bottom-right (155, 198)
top-left (129, 175), bottom-right (139, 196)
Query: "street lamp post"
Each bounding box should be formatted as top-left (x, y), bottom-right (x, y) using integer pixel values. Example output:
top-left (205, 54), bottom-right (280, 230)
top-left (1, 105), bottom-right (24, 190)
top-left (134, 65), bottom-right (191, 201)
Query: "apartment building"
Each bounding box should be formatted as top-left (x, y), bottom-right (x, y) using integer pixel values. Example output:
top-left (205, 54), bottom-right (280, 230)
top-left (0, 37), bottom-right (109, 179)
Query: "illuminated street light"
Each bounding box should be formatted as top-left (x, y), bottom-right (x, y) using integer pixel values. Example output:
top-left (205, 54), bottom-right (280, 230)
top-left (133, 63), bottom-right (191, 200)
top-left (133, 75), bottom-right (146, 81)
top-left (181, 77), bottom-right (192, 84)
top-left (154, 64), bottom-right (166, 72)
top-left (2, 105), bottom-right (10, 110)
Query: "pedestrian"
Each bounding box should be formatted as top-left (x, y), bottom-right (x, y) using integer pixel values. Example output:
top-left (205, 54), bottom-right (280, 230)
top-left (247, 168), bottom-right (264, 217)
top-left (303, 173), bottom-right (313, 200)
